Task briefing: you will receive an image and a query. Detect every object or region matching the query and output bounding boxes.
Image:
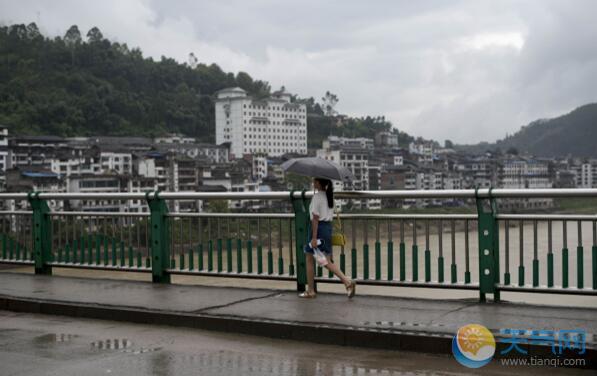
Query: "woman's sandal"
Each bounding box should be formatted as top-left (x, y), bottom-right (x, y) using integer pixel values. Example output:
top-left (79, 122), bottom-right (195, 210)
top-left (346, 280), bottom-right (356, 298)
top-left (298, 291), bottom-right (317, 299)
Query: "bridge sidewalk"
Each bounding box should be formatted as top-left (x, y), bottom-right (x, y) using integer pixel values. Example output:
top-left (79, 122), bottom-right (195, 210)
top-left (0, 272), bottom-right (595, 367)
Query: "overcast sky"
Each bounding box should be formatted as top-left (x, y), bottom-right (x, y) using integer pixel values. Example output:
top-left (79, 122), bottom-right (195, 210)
top-left (2, 0), bottom-right (597, 144)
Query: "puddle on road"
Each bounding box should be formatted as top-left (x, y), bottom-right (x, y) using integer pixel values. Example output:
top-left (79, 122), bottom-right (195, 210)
top-left (33, 333), bottom-right (78, 344)
top-left (122, 346), bottom-right (163, 354)
top-left (90, 338), bottom-right (133, 350)
top-left (122, 349), bottom-right (428, 376)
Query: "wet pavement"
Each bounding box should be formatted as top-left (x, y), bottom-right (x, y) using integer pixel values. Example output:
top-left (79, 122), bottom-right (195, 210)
top-left (0, 272), bottom-right (595, 371)
top-left (1, 273), bottom-right (596, 342)
top-left (0, 310), bottom-right (592, 376)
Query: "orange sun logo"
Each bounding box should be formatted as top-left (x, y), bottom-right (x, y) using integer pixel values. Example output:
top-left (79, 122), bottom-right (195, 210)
top-left (457, 324), bottom-right (495, 356)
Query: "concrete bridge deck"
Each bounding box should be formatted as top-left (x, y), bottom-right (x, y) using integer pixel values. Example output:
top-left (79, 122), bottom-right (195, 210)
top-left (0, 272), bottom-right (595, 368)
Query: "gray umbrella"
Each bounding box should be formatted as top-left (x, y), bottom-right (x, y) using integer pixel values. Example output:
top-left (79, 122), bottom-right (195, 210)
top-left (281, 157), bottom-right (355, 182)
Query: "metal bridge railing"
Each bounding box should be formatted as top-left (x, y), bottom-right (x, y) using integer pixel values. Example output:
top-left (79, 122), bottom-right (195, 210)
top-left (0, 189), bottom-right (596, 302)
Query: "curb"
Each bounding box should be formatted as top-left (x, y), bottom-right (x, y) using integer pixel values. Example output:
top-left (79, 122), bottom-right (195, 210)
top-left (0, 295), bottom-right (594, 369)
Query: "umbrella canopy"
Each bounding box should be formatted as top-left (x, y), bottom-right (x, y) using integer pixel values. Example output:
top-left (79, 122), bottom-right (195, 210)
top-left (281, 157), bottom-right (355, 182)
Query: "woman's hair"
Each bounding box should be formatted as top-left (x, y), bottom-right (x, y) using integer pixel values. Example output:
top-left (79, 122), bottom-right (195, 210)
top-left (315, 178), bottom-right (334, 209)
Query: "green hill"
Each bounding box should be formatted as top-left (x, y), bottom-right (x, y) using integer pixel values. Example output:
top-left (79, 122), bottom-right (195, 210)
top-left (0, 22), bottom-right (401, 147)
top-left (0, 23), bottom-right (272, 141)
top-left (457, 103), bottom-right (597, 157)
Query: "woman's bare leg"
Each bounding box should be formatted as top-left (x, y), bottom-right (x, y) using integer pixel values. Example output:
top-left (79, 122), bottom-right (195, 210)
top-left (324, 256), bottom-right (351, 287)
top-left (306, 253), bottom-right (316, 293)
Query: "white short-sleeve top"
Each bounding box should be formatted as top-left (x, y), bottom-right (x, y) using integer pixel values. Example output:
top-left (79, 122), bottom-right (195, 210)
top-left (309, 191), bottom-right (334, 221)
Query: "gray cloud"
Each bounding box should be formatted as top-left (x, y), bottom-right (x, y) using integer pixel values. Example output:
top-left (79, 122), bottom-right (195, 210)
top-left (1, 0), bottom-right (596, 143)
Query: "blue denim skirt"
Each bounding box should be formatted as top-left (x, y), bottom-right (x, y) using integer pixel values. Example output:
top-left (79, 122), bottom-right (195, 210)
top-left (303, 221), bottom-right (333, 255)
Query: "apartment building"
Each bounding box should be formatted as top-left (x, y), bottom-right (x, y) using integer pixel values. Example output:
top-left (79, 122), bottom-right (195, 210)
top-left (215, 87), bottom-right (307, 158)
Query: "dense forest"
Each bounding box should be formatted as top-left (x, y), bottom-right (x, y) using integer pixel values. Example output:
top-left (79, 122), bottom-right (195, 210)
top-left (0, 23), bottom-right (412, 147)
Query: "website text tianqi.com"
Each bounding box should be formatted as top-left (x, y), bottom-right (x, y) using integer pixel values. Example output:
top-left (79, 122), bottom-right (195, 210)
top-left (452, 324), bottom-right (588, 368)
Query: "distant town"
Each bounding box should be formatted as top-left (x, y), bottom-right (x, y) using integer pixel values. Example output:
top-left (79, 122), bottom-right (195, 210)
top-left (0, 86), bottom-right (595, 213)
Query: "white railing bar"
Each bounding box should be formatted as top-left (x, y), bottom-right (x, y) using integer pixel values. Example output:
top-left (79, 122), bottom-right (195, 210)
top-left (166, 213), bottom-right (293, 219)
top-left (49, 211), bottom-right (150, 217)
top-left (1, 188), bottom-right (597, 201)
top-left (338, 214), bottom-right (477, 220)
top-left (497, 214), bottom-right (597, 220)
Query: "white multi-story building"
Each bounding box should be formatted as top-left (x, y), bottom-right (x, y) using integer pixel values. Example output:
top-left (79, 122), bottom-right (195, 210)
top-left (573, 160), bottom-right (597, 188)
top-left (154, 134), bottom-right (196, 144)
top-left (499, 158), bottom-right (552, 209)
top-left (374, 131), bottom-right (398, 148)
top-left (251, 155), bottom-right (268, 180)
top-left (215, 87), bottom-right (307, 158)
top-left (500, 159), bottom-right (551, 189)
top-left (155, 143), bottom-right (229, 164)
top-left (409, 142), bottom-right (434, 165)
top-left (316, 140), bottom-right (378, 210)
top-left (100, 151), bottom-right (133, 175)
top-left (323, 136), bottom-right (374, 150)
top-left (404, 169), bottom-right (445, 207)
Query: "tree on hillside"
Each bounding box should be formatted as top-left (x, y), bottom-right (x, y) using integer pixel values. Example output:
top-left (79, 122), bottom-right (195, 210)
top-left (26, 22), bottom-right (41, 40)
top-left (236, 71), bottom-right (253, 92)
top-left (188, 52), bottom-right (198, 68)
top-left (64, 25), bottom-right (82, 66)
top-left (321, 91), bottom-right (339, 116)
top-left (86, 27), bottom-right (103, 43)
top-left (64, 25), bottom-right (82, 46)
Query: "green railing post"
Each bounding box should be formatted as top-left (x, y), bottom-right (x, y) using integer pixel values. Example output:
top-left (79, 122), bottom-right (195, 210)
top-left (577, 245), bottom-right (584, 289)
top-left (475, 188), bottom-right (500, 302)
top-left (198, 243), bottom-right (204, 270)
top-left (375, 241), bottom-right (381, 280)
top-left (111, 238), bottom-right (117, 266)
top-left (1, 234), bottom-right (6, 259)
top-left (351, 247), bottom-right (357, 279)
top-left (547, 253), bottom-right (554, 287)
top-left (103, 236), bottom-right (109, 265)
top-left (257, 244), bottom-right (263, 274)
top-left (217, 238), bottom-right (223, 273)
top-left (227, 239), bottom-right (233, 273)
top-left (208, 240), bottom-right (214, 271)
top-left (28, 192), bottom-right (52, 275)
top-left (387, 241), bottom-right (393, 281)
top-left (120, 241), bottom-right (125, 267)
top-left (399, 241), bottom-right (405, 281)
top-left (562, 247), bottom-right (569, 288)
top-left (363, 243), bottom-right (369, 280)
top-left (188, 247), bottom-right (194, 271)
top-left (235, 239), bottom-right (241, 273)
top-left (424, 248), bottom-right (431, 282)
top-left (88, 235), bottom-right (92, 265)
top-left (290, 190), bottom-right (309, 292)
top-left (412, 244), bottom-right (418, 282)
top-left (146, 191), bottom-right (170, 283)
top-left (128, 246), bottom-right (134, 268)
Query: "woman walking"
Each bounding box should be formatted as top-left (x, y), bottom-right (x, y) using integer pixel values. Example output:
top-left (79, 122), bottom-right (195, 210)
top-left (299, 177), bottom-right (356, 299)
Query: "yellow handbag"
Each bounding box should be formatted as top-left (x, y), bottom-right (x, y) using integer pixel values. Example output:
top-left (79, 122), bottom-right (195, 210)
top-left (331, 212), bottom-right (346, 247)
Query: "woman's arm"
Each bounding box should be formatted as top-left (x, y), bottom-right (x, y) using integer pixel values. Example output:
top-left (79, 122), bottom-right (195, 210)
top-left (311, 214), bottom-right (319, 249)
